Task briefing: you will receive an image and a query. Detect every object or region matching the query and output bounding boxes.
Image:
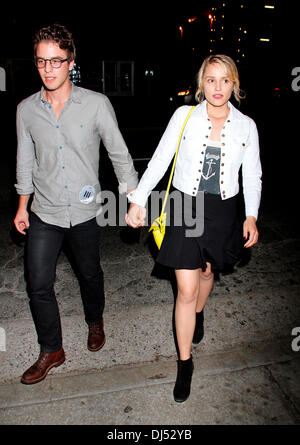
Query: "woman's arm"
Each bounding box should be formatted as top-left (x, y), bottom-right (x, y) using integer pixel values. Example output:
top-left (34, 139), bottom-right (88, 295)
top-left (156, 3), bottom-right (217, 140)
top-left (242, 119), bottom-right (262, 247)
top-left (127, 106), bottom-right (192, 207)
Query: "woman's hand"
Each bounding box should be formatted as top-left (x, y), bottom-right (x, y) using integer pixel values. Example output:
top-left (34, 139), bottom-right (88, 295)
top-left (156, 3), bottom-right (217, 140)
top-left (125, 203), bottom-right (147, 228)
top-left (243, 216), bottom-right (259, 248)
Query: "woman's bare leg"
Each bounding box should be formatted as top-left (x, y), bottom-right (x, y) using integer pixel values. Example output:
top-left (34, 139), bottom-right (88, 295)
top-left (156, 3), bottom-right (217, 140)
top-left (195, 262), bottom-right (214, 313)
top-left (175, 268), bottom-right (200, 360)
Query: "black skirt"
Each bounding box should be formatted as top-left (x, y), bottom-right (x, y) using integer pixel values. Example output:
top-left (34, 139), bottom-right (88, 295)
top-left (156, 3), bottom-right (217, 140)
top-left (156, 189), bottom-right (243, 272)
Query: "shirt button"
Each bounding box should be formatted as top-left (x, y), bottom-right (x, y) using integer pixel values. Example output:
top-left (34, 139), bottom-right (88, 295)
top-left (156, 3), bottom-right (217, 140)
top-left (68, 204), bottom-right (71, 207)
top-left (242, 143), bottom-right (246, 147)
top-left (222, 153), bottom-right (225, 156)
top-left (65, 185), bottom-right (68, 189)
top-left (221, 181), bottom-right (224, 184)
top-left (221, 163), bottom-right (224, 166)
top-left (221, 172), bottom-right (224, 175)
top-left (205, 135), bottom-right (208, 138)
top-left (222, 143), bottom-right (225, 146)
top-left (59, 146), bottom-right (62, 150)
top-left (62, 166), bottom-right (65, 169)
top-left (208, 126), bottom-right (212, 130)
top-left (56, 125), bottom-right (59, 129)
top-left (221, 134), bottom-right (225, 137)
top-left (193, 187), bottom-right (197, 190)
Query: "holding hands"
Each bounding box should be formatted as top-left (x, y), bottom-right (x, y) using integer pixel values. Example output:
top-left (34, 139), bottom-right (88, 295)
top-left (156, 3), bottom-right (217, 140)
top-left (126, 203), bottom-right (147, 228)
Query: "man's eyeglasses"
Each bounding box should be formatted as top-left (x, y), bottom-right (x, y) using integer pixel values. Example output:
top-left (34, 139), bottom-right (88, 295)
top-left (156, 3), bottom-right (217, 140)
top-left (34, 58), bottom-right (69, 69)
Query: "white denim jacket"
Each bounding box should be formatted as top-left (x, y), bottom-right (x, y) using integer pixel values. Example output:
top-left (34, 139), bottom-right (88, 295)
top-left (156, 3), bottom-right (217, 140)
top-left (128, 100), bottom-right (262, 219)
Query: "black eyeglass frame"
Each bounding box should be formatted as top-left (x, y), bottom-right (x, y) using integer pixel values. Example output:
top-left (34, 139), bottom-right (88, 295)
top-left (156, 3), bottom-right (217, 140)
top-left (34, 58), bottom-right (70, 69)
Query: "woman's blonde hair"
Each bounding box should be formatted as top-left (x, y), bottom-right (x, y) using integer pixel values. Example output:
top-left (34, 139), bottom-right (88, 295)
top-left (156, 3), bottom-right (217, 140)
top-left (195, 54), bottom-right (244, 104)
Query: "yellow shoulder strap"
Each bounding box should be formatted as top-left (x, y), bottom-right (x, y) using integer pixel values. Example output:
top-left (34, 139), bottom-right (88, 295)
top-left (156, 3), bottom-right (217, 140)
top-left (160, 105), bottom-right (196, 216)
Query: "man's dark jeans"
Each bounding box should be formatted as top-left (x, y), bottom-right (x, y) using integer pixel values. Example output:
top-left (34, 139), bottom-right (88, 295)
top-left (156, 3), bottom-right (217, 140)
top-left (26, 212), bottom-right (105, 353)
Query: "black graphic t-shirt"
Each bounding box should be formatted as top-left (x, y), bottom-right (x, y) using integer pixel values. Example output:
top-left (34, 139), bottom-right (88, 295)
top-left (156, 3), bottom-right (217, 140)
top-left (198, 141), bottom-right (221, 195)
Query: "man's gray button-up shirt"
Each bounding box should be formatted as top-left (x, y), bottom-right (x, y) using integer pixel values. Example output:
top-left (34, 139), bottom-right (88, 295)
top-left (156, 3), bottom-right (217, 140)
top-left (15, 84), bottom-right (138, 227)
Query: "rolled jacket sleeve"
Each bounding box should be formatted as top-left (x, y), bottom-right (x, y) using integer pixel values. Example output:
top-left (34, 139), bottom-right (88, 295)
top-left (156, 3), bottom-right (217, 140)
top-left (98, 96), bottom-right (138, 193)
top-left (15, 104), bottom-right (35, 196)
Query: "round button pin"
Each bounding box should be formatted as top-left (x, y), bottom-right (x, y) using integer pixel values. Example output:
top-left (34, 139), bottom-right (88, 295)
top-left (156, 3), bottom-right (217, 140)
top-left (79, 185), bottom-right (95, 204)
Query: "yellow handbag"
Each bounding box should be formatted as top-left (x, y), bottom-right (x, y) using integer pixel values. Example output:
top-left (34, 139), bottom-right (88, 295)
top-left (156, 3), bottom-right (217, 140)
top-left (149, 106), bottom-right (196, 249)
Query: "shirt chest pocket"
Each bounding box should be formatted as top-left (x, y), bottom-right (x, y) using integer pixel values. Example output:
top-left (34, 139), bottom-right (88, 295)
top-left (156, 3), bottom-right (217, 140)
top-left (230, 135), bottom-right (247, 161)
top-left (64, 119), bottom-right (97, 150)
top-left (179, 133), bottom-right (199, 160)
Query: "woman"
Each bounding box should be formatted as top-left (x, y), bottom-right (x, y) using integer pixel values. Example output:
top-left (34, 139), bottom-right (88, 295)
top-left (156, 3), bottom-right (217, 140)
top-left (126, 54), bottom-right (262, 402)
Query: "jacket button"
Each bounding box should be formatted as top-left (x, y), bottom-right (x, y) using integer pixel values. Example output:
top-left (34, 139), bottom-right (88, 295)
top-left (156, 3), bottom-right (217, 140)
top-left (201, 151), bottom-right (204, 154)
top-left (205, 135), bottom-right (208, 138)
top-left (221, 181), bottom-right (224, 184)
top-left (222, 153), bottom-right (225, 156)
top-left (227, 119), bottom-right (230, 122)
top-left (198, 169), bottom-right (202, 172)
top-left (222, 134), bottom-right (225, 137)
top-left (221, 171), bottom-right (224, 175)
top-left (221, 163), bottom-right (224, 166)
top-left (222, 143), bottom-right (225, 146)
top-left (208, 126), bottom-right (212, 130)
top-left (193, 187), bottom-right (197, 190)
top-left (242, 143), bottom-right (245, 146)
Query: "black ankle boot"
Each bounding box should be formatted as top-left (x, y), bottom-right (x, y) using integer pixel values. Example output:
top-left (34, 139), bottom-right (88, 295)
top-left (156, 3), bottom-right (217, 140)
top-left (173, 356), bottom-right (194, 403)
top-left (192, 311), bottom-right (204, 345)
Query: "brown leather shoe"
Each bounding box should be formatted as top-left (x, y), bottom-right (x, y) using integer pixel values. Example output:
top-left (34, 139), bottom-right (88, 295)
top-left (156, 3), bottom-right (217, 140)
top-left (87, 318), bottom-right (106, 351)
top-left (21, 348), bottom-right (65, 385)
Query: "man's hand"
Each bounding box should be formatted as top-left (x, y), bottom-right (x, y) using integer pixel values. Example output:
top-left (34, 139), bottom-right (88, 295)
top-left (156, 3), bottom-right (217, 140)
top-left (14, 209), bottom-right (29, 235)
top-left (125, 203), bottom-right (146, 228)
top-left (14, 195), bottom-right (31, 235)
top-left (243, 216), bottom-right (259, 248)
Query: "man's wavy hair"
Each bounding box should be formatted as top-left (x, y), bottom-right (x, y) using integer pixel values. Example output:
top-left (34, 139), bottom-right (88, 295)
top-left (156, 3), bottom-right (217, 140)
top-left (33, 23), bottom-right (76, 61)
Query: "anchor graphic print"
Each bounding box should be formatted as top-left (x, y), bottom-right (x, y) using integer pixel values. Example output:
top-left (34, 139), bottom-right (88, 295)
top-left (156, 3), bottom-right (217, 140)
top-left (198, 144), bottom-right (221, 195)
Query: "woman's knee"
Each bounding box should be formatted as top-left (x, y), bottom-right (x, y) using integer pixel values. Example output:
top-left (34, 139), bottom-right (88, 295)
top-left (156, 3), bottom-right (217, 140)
top-left (177, 285), bottom-right (198, 305)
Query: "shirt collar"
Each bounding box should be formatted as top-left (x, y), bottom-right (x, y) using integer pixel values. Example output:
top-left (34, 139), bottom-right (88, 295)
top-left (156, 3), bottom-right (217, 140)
top-left (39, 82), bottom-right (82, 105)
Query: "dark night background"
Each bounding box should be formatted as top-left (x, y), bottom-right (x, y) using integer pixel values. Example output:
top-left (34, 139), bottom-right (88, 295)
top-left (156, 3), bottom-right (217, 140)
top-left (0, 0), bottom-right (296, 218)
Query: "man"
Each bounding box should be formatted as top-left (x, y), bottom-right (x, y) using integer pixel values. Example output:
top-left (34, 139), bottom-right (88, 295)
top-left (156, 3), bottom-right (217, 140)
top-left (14, 24), bottom-right (138, 384)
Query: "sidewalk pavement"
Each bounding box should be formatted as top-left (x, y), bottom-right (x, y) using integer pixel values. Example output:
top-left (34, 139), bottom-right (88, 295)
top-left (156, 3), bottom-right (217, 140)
top-left (0, 195), bottom-right (299, 425)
